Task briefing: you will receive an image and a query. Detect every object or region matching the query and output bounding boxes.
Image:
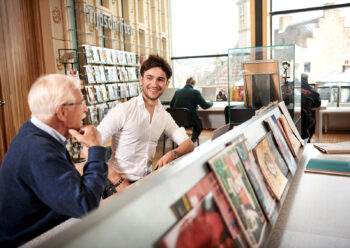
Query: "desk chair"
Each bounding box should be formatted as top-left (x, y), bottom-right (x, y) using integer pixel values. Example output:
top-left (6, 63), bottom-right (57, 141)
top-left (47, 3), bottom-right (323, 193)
top-left (224, 106), bottom-right (255, 125)
top-left (163, 108), bottom-right (199, 155)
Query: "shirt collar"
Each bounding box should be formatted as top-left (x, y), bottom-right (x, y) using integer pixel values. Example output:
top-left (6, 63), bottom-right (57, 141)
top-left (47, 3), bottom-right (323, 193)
top-left (137, 93), bottom-right (163, 110)
top-left (31, 116), bottom-right (67, 145)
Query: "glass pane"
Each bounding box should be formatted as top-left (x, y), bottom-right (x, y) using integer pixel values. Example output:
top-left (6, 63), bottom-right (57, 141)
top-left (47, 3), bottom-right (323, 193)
top-left (272, 7), bottom-right (350, 109)
top-left (171, 56), bottom-right (229, 98)
top-left (272, 1), bottom-right (350, 12)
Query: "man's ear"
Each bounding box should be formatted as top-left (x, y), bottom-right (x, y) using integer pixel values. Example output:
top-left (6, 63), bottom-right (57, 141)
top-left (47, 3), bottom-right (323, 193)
top-left (165, 80), bottom-right (170, 88)
top-left (139, 76), bottom-right (143, 87)
top-left (56, 105), bottom-right (68, 122)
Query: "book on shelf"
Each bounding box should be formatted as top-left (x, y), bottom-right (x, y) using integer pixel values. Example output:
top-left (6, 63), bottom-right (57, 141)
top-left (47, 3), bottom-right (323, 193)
top-left (253, 132), bottom-right (288, 200)
top-left (313, 141), bottom-right (350, 154)
top-left (278, 101), bottom-right (304, 146)
top-left (277, 114), bottom-right (301, 157)
top-left (157, 193), bottom-right (234, 248)
top-left (236, 139), bottom-right (277, 221)
top-left (170, 172), bottom-right (246, 247)
top-left (264, 114), bottom-right (297, 175)
top-left (208, 143), bottom-right (266, 247)
top-left (305, 158), bottom-right (350, 177)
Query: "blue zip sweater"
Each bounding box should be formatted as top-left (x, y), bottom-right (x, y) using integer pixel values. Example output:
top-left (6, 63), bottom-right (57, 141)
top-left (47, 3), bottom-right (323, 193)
top-left (0, 121), bottom-right (107, 247)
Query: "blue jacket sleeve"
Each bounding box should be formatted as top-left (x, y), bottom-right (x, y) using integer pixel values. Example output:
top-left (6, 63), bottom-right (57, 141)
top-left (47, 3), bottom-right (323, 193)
top-left (196, 91), bottom-right (213, 109)
top-left (24, 144), bottom-right (107, 218)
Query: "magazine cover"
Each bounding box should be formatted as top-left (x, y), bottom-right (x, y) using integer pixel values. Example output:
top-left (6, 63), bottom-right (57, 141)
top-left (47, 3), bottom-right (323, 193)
top-left (107, 84), bottom-right (115, 100)
top-left (278, 101), bottom-right (304, 146)
top-left (94, 85), bottom-right (104, 102)
top-left (105, 48), bottom-right (113, 64)
top-left (170, 172), bottom-right (246, 247)
top-left (93, 66), bottom-right (102, 83)
top-left (88, 105), bottom-right (98, 125)
top-left (236, 140), bottom-right (277, 221)
top-left (112, 50), bottom-right (119, 64)
top-left (84, 65), bottom-right (95, 84)
top-left (98, 66), bottom-right (107, 83)
top-left (83, 45), bottom-right (94, 64)
top-left (253, 132), bottom-right (288, 200)
top-left (119, 83), bottom-right (127, 98)
top-left (208, 145), bottom-right (266, 247)
top-left (277, 115), bottom-right (301, 157)
top-left (85, 86), bottom-right (96, 104)
top-left (113, 84), bottom-right (121, 99)
top-left (100, 85), bottom-right (109, 101)
top-left (157, 193), bottom-right (234, 248)
top-left (121, 67), bottom-right (129, 81)
top-left (92, 46), bottom-right (100, 63)
top-left (99, 48), bottom-right (107, 64)
top-left (264, 114), bottom-right (297, 175)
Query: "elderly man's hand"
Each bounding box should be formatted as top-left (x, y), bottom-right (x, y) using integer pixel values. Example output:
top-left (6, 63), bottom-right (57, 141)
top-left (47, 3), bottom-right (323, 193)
top-left (69, 126), bottom-right (101, 148)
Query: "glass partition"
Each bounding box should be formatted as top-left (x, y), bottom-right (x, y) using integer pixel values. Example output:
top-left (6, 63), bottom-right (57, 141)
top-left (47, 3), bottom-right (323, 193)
top-left (171, 55), bottom-right (229, 101)
top-left (228, 45), bottom-right (300, 128)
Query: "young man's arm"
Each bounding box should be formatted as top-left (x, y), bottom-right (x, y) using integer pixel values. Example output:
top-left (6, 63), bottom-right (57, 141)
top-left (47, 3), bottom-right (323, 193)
top-left (154, 139), bottom-right (194, 170)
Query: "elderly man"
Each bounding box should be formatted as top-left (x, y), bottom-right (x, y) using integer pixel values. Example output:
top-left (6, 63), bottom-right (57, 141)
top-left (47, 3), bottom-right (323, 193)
top-left (0, 74), bottom-right (108, 247)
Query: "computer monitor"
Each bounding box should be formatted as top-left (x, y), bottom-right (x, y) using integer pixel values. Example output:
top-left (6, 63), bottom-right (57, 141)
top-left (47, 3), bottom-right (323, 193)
top-left (201, 87), bottom-right (217, 102)
top-left (159, 87), bottom-right (178, 105)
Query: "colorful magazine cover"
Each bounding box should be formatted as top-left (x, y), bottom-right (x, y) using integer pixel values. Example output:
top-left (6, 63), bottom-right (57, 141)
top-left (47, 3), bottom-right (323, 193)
top-left (170, 172), bottom-right (246, 247)
top-left (208, 145), bottom-right (266, 247)
top-left (253, 132), bottom-right (288, 201)
top-left (236, 139), bottom-right (277, 221)
top-left (94, 85), bottom-right (104, 102)
top-left (264, 114), bottom-right (297, 175)
top-left (157, 193), bottom-right (234, 248)
top-left (92, 46), bottom-right (100, 63)
top-left (84, 65), bottom-right (95, 84)
top-left (113, 84), bottom-right (121, 99)
top-left (93, 66), bottom-right (102, 83)
top-left (83, 45), bottom-right (94, 64)
top-left (85, 86), bottom-right (96, 104)
top-left (99, 48), bottom-right (107, 64)
top-left (100, 85), bottom-right (109, 101)
top-left (107, 84), bottom-right (115, 100)
top-left (88, 105), bottom-right (98, 125)
top-left (277, 115), bottom-right (301, 157)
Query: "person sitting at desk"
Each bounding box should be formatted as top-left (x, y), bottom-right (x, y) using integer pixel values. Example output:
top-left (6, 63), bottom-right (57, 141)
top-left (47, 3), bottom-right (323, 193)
top-left (97, 55), bottom-right (194, 188)
top-left (301, 73), bottom-right (321, 141)
top-left (170, 77), bottom-right (213, 143)
top-left (216, 88), bottom-right (227, 101)
top-left (0, 74), bottom-right (108, 247)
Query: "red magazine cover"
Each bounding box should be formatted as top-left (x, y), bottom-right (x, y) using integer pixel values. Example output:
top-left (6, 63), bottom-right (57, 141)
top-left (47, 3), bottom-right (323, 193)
top-left (158, 193), bottom-right (234, 248)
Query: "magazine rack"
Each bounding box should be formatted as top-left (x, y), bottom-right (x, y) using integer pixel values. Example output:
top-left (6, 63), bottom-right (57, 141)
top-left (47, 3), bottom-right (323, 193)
top-left (37, 105), bottom-right (311, 247)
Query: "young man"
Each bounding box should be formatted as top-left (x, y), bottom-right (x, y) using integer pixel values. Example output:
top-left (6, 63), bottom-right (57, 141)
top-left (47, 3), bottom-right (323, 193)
top-left (170, 77), bottom-right (213, 142)
top-left (0, 74), bottom-right (108, 247)
top-left (97, 55), bottom-right (194, 187)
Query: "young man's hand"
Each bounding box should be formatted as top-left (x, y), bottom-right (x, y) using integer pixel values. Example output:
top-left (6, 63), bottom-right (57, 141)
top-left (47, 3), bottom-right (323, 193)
top-left (154, 150), bottom-right (176, 170)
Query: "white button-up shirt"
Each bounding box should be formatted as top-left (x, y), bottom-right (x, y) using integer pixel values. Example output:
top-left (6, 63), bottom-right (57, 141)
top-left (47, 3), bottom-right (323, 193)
top-left (97, 94), bottom-right (188, 181)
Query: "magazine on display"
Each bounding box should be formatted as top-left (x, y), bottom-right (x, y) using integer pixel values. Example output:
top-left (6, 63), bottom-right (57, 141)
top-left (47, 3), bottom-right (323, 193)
top-left (85, 86), bottom-right (97, 104)
top-left (100, 85), bottom-right (109, 101)
top-left (253, 132), bottom-right (288, 200)
top-left (112, 50), bottom-right (119, 64)
top-left (98, 66), bottom-right (107, 83)
top-left (170, 172), bottom-right (246, 247)
top-left (98, 48), bottom-right (107, 64)
top-left (105, 48), bottom-right (113, 64)
top-left (278, 101), bottom-right (304, 146)
top-left (236, 139), bottom-right (277, 221)
top-left (208, 144), bottom-right (266, 247)
top-left (113, 84), bottom-right (121, 99)
top-left (107, 85), bottom-right (115, 100)
top-left (156, 193), bottom-right (234, 248)
top-left (277, 114), bottom-right (301, 157)
top-left (264, 114), bottom-right (297, 175)
top-left (94, 85), bottom-right (104, 102)
top-left (305, 158), bottom-right (350, 177)
top-left (313, 141), bottom-right (350, 154)
top-left (92, 46), bottom-right (100, 63)
top-left (82, 45), bottom-right (94, 64)
top-left (84, 65), bottom-right (95, 84)
top-left (93, 66), bottom-right (102, 83)
top-left (88, 105), bottom-right (98, 125)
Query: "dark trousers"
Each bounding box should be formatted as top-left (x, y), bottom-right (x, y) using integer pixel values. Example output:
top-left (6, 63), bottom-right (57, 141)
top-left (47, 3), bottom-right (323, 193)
top-left (191, 118), bottom-right (202, 142)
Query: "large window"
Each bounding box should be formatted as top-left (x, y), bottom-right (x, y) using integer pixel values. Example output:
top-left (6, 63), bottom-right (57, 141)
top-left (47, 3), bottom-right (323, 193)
top-left (271, 2), bottom-right (350, 106)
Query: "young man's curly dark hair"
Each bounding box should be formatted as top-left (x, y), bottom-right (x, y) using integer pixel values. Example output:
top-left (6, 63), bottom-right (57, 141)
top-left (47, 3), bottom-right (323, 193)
top-left (140, 55), bottom-right (172, 80)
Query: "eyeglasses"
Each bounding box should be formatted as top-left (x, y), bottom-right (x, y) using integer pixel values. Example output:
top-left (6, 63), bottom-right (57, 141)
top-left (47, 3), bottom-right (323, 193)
top-left (62, 100), bottom-right (86, 107)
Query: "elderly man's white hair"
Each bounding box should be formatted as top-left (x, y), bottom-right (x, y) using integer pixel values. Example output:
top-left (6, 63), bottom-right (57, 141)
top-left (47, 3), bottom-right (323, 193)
top-left (28, 74), bottom-right (80, 120)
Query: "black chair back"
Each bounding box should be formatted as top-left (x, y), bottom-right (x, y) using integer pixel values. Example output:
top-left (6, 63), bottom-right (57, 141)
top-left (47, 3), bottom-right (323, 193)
top-left (224, 106), bottom-right (255, 125)
top-left (166, 108), bottom-right (192, 129)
